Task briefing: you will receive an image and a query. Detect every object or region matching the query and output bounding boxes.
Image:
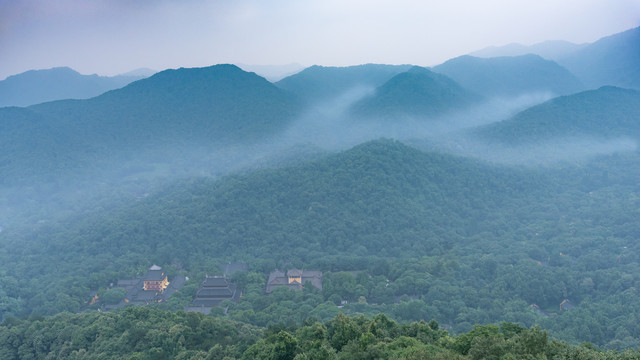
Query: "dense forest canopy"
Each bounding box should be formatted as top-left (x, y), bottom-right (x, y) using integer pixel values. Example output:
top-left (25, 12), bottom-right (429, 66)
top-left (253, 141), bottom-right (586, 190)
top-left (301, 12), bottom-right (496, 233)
top-left (1, 139), bottom-right (639, 350)
top-left (3, 309), bottom-right (640, 359)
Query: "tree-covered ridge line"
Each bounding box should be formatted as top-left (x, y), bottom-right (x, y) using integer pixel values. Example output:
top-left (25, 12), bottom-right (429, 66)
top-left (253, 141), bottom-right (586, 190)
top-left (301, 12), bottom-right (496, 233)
top-left (350, 66), bottom-right (482, 120)
top-left (0, 64), bottom-right (302, 186)
top-left (0, 67), bottom-right (151, 107)
top-left (475, 86), bottom-right (640, 143)
top-left (1, 309), bottom-right (639, 360)
top-left (1, 139), bottom-right (639, 349)
top-left (432, 54), bottom-right (584, 97)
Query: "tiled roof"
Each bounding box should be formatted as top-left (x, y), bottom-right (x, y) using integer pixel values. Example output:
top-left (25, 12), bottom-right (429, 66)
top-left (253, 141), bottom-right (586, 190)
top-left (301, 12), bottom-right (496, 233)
top-left (202, 276), bottom-right (229, 287)
top-left (266, 269), bottom-right (323, 293)
top-left (192, 298), bottom-right (225, 307)
top-left (287, 268), bottom-right (303, 277)
top-left (197, 287), bottom-right (234, 298)
top-left (144, 269), bottom-right (166, 281)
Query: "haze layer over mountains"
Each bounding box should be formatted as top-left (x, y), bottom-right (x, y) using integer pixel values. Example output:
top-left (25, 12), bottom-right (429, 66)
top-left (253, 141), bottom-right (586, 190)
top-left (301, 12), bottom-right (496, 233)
top-left (1, 26), bottom-right (639, 352)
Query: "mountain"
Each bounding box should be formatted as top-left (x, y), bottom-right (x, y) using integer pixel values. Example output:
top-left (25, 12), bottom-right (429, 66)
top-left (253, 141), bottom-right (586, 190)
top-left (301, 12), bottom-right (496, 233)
top-left (0, 64), bottom-right (301, 185)
top-left (557, 27), bottom-right (640, 89)
top-left (469, 40), bottom-right (586, 60)
top-left (4, 138), bottom-right (640, 349)
top-left (350, 66), bottom-right (481, 120)
top-left (469, 27), bottom-right (640, 90)
top-left (62, 63), bottom-right (301, 142)
top-left (432, 55), bottom-right (584, 97)
top-left (275, 64), bottom-right (412, 103)
top-left (36, 139), bottom-right (527, 260)
top-left (0, 139), bottom-right (542, 315)
top-left (476, 86), bottom-right (640, 143)
top-left (0, 67), bottom-right (149, 107)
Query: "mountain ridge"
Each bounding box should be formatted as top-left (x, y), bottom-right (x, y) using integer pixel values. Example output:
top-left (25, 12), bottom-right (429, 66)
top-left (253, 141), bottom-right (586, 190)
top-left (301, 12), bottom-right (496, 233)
top-left (276, 64), bottom-right (413, 103)
top-left (475, 86), bottom-right (640, 143)
top-left (0, 67), bottom-right (149, 107)
top-left (557, 26), bottom-right (640, 89)
top-left (432, 54), bottom-right (584, 97)
top-left (350, 66), bottom-right (481, 120)
top-left (0, 64), bottom-right (302, 185)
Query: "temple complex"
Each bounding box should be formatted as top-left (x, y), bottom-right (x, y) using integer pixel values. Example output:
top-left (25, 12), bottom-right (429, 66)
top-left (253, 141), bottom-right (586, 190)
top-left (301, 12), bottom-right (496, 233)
top-left (265, 268), bottom-right (322, 293)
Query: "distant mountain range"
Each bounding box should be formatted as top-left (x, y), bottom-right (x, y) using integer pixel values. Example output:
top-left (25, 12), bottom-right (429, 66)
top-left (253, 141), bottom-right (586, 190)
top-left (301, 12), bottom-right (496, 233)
top-left (350, 66), bottom-right (481, 120)
top-left (0, 67), bottom-right (153, 107)
top-left (432, 54), bottom-right (583, 97)
top-left (557, 27), bottom-right (640, 90)
top-left (469, 26), bottom-right (640, 90)
top-left (276, 64), bottom-right (412, 103)
top-left (2, 26), bottom-right (638, 185)
top-left (470, 40), bottom-right (586, 61)
top-left (0, 64), bottom-right (301, 185)
top-left (476, 86), bottom-right (640, 143)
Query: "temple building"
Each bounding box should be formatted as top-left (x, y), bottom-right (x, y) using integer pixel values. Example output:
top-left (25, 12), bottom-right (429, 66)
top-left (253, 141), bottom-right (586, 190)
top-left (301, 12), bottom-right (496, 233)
top-left (143, 265), bottom-right (169, 292)
top-left (185, 276), bottom-right (240, 314)
top-left (560, 299), bottom-right (575, 311)
top-left (266, 268), bottom-right (322, 293)
top-left (105, 265), bottom-right (184, 309)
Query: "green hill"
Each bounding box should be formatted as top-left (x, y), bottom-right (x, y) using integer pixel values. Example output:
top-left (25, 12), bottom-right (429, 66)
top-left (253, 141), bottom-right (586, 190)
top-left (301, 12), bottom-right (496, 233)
top-left (432, 54), bottom-right (584, 97)
top-left (0, 67), bottom-right (147, 107)
top-left (0, 139), bottom-right (541, 319)
top-left (351, 66), bottom-right (481, 120)
top-left (9, 139), bottom-right (530, 262)
top-left (275, 64), bottom-right (412, 103)
top-left (31, 64), bottom-right (301, 144)
top-left (0, 64), bottom-right (301, 185)
top-left (2, 139), bottom-right (640, 348)
top-left (476, 86), bottom-right (640, 143)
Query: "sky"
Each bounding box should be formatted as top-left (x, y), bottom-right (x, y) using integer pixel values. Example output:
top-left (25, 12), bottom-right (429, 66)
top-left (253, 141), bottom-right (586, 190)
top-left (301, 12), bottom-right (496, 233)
top-left (1, 0), bottom-right (639, 80)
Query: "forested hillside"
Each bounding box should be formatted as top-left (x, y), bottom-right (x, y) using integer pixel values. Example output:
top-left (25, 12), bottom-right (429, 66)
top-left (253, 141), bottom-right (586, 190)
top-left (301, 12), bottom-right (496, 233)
top-left (0, 64), bottom-right (301, 186)
top-left (351, 67), bottom-right (481, 120)
top-left (476, 86), bottom-right (640, 143)
top-left (1, 139), bottom-right (639, 349)
top-left (2, 309), bottom-right (639, 359)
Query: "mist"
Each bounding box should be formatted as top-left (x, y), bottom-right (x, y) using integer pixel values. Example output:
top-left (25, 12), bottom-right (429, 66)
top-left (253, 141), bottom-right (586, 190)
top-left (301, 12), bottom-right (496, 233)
top-left (1, 82), bottom-right (635, 234)
top-left (273, 85), bottom-right (551, 151)
top-left (429, 135), bottom-right (639, 166)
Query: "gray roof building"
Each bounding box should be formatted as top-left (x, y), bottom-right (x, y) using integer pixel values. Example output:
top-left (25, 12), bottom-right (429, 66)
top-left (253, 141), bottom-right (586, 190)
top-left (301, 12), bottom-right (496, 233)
top-left (105, 265), bottom-right (185, 310)
top-left (266, 268), bottom-right (322, 293)
top-left (186, 276), bottom-right (240, 314)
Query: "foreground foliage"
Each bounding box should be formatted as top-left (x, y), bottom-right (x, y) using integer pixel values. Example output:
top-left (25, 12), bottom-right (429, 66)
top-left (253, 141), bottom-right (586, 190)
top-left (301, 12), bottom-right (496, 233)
top-left (1, 309), bottom-right (639, 360)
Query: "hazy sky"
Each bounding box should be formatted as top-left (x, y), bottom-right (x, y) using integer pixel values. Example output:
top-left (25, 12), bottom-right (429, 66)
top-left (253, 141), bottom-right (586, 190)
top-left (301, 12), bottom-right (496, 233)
top-left (1, 0), bottom-right (639, 79)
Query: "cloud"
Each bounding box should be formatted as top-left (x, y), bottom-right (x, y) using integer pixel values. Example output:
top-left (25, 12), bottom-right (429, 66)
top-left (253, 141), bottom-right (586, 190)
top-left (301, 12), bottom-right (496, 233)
top-left (1, 0), bottom-right (638, 79)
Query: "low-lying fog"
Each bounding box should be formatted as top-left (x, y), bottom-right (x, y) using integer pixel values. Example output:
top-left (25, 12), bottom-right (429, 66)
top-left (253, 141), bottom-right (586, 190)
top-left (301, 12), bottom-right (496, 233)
top-left (272, 86), bottom-right (638, 166)
top-left (1, 85), bottom-right (637, 232)
top-left (280, 88), bottom-right (554, 149)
